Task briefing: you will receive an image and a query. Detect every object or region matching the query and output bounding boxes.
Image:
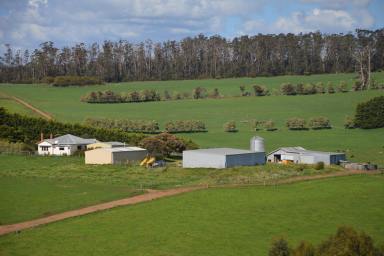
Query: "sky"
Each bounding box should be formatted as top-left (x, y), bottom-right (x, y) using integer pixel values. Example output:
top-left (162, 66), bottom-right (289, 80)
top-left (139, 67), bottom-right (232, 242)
top-left (0, 0), bottom-right (383, 51)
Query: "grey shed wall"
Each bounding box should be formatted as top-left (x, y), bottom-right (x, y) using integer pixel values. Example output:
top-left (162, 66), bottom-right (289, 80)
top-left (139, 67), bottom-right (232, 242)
top-left (183, 151), bottom-right (226, 168)
top-left (112, 150), bottom-right (148, 164)
top-left (183, 151), bottom-right (265, 168)
top-left (226, 152), bottom-right (265, 167)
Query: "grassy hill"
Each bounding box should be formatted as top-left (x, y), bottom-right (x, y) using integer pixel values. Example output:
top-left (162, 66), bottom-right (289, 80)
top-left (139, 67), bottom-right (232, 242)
top-left (1, 72), bottom-right (384, 165)
top-left (0, 175), bottom-right (383, 256)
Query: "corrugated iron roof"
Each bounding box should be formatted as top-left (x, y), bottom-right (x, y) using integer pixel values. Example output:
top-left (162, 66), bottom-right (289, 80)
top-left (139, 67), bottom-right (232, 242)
top-left (183, 148), bottom-right (256, 156)
top-left (269, 147), bottom-right (344, 156)
top-left (89, 147), bottom-right (146, 153)
top-left (44, 134), bottom-right (97, 145)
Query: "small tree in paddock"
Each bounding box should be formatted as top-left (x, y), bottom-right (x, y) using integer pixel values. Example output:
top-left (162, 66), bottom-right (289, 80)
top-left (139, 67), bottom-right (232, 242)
top-left (286, 118), bottom-right (307, 130)
top-left (209, 88), bottom-right (220, 98)
top-left (296, 83), bottom-right (305, 95)
top-left (344, 116), bottom-right (355, 129)
top-left (253, 84), bottom-right (268, 96)
top-left (291, 241), bottom-right (315, 256)
top-left (264, 120), bottom-right (277, 131)
top-left (223, 121), bottom-right (238, 132)
top-left (327, 82), bottom-right (335, 94)
top-left (269, 238), bottom-right (291, 256)
top-left (192, 87), bottom-right (207, 99)
top-left (316, 82), bottom-right (326, 94)
top-left (281, 83), bottom-right (297, 95)
top-left (163, 90), bottom-right (172, 100)
top-left (338, 81), bottom-right (349, 93)
top-left (308, 116), bottom-right (331, 129)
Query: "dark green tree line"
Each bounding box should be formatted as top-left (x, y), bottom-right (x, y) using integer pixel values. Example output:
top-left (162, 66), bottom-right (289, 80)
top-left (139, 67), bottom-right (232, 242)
top-left (1, 29), bottom-right (383, 83)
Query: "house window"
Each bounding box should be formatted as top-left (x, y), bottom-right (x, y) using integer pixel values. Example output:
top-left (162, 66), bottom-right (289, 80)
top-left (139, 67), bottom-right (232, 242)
top-left (59, 147), bottom-right (65, 151)
top-left (41, 146), bottom-right (49, 151)
top-left (77, 145), bottom-right (82, 150)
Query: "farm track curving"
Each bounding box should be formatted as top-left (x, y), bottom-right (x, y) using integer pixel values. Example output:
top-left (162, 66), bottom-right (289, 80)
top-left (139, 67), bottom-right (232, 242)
top-left (0, 170), bottom-right (380, 236)
top-left (0, 92), bottom-right (53, 120)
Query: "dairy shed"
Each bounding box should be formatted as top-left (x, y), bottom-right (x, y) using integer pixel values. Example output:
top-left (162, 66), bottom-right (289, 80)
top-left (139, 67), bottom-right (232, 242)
top-left (85, 147), bottom-right (147, 165)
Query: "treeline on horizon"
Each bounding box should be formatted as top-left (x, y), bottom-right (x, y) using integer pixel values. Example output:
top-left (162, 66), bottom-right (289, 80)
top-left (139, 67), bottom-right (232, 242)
top-left (0, 29), bottom-right (383, 83)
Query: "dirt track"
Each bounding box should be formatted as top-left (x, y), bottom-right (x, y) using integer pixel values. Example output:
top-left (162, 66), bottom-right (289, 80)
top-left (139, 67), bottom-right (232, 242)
top-left (0, 170), bottom-right (379, 236)
top-left (0, 92), bottom-right (53, 120)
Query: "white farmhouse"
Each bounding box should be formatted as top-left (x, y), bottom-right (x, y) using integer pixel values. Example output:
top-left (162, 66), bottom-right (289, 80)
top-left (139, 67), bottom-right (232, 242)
top-left (38, 134), bottom-right (98, 156)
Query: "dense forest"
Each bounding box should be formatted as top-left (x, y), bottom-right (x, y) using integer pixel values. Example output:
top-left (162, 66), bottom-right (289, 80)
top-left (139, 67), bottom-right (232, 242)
top-left (0, 29), bottom-right (383, 83)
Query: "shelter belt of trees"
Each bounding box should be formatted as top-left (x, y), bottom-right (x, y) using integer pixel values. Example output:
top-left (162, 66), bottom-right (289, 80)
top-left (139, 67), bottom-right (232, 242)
top-left (1, 29), bottom-right (383, 84)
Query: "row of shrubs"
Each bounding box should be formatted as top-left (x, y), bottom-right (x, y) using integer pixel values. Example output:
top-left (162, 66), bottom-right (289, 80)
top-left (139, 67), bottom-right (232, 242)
top-left (224, 120), bottom-right (276, 132)
top-left (279, 81), bottom-right (348, 95)
top-left (224, 117), bottom-right (331, 132)
top-left (164, 120), bottom-right (207, 133)
top-left (81, 87), bottom-right (222, 103)
top-left (84, 118), bottom-right (160, 133)
top-left (43, 76), bottom-right (104, 87)
top-left (286, 117), bottom-right (331, 130)
top-left (84, 118), bottom-right (207, 133)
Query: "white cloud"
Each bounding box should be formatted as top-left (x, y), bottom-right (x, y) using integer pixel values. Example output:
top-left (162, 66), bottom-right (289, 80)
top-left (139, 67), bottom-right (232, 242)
top-left (242, 7), bottom-right (372, 35)
top-left (0, 0), bottom-right (379, 51)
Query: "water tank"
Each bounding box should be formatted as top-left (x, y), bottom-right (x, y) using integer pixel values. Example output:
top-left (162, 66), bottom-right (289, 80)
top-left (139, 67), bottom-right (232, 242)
top-left (250, 136), bottom-right (265, 152)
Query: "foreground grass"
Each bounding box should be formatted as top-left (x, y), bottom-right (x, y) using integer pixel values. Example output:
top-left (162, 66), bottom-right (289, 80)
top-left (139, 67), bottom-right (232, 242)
top-left (0, 175), bottom-right (383, 256)
top-left (0, 176), bottom-right (140, 225)
top-left (0, 154), bottom-right (343, 224)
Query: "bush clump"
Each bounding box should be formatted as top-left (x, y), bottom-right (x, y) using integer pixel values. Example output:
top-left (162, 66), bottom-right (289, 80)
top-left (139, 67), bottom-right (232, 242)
top-left (344, 116), bottom-right (355, 129)
top-left (308, 116), bottom-right (331, 129)
top-left (286, 118), bottom-right (307, 130)
top-left (280, 83), bottom-right (297, 95)
top-left (252, 85), bottom-right (269, 96)
top-left (354, 96), bottom-right (384, 129)
top-left (223, 121), bottom-right (238, 132)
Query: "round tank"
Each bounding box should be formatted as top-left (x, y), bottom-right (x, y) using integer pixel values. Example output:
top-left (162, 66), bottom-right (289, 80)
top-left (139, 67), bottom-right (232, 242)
top-left (250, 136), bottom-right (265, 152)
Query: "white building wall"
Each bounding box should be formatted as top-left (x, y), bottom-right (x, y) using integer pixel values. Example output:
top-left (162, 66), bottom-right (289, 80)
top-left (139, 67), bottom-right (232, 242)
top-left (183, 151), bottom-right (226, 168)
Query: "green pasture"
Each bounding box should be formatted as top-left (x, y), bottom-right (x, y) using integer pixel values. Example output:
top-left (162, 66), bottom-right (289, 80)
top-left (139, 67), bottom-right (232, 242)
top-left (0, 73), bottom-right (384, 165)
top-left (0, 175), bottom-right (383, 256)
top-left (0, 175), bottom-right (140, 225)
top-left (0, 154), bottom-right (344, 224)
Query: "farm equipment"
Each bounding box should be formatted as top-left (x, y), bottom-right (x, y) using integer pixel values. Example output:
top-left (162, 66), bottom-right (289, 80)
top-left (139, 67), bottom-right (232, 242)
top-left (140, 156), bottom-right (156, 167)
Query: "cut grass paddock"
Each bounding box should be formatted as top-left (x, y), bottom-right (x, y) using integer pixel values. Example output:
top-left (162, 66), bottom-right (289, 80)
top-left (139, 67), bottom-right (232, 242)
top-left (0, 175), bottom-right (383, 256)
top-left (0, 176), bottom-right (141, 225)
top-left (1, 73), bottom-right (384, 166)
top-left (0, 154), bottom-right (344, 224)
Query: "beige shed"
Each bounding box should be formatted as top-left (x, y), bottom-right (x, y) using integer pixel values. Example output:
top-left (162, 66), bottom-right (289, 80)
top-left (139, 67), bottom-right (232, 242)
top-left (85, 147), bottom-right (148, 165)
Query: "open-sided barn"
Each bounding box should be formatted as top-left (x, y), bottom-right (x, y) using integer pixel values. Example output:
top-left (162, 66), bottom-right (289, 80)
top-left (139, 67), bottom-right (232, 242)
top-left (267, 147), bottom-right (346, 165)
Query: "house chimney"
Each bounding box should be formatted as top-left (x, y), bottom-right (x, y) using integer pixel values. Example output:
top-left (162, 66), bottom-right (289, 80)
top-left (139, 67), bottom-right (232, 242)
top-left (50, 133), bottom-right (53, 139)
top-left (40, 132), bottom-right (44, 142)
